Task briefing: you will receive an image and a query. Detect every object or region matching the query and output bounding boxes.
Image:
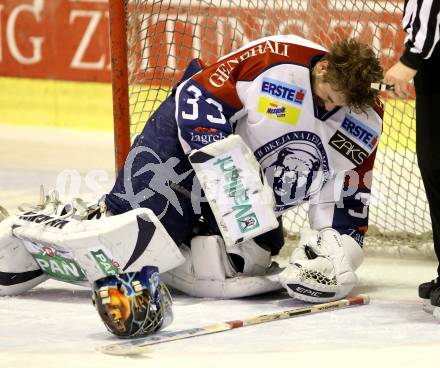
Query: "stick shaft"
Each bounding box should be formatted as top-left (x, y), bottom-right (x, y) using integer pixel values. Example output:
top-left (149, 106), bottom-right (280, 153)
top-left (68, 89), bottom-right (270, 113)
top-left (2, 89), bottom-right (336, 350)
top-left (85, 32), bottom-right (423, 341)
top-left (370, 82), bottom-right (395, 91)
top-left (98, 295), bottom-right (369, 355)
top-left (232, 295), bottom-right (368, 328)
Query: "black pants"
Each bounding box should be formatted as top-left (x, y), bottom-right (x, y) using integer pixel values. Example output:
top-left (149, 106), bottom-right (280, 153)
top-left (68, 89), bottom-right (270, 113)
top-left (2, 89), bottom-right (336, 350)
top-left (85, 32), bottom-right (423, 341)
top-left (414, 45), bottom-right (440, 277)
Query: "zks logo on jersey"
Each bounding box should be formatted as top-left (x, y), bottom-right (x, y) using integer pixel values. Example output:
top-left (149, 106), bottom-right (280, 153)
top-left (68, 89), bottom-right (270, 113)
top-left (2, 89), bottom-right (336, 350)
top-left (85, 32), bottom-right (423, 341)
top-left (329, 131), bottom-right (369, 166)
top-left (340, 114), bottom-right (378, 149)
top-left (258, 97), bottom-right (301, 126)
top-left (261, 78), bottom-right (306, 105)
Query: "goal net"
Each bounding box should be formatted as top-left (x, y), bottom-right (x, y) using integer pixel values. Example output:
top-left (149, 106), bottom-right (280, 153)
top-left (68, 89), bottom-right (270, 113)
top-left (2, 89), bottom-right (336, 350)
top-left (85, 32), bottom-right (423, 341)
top-left (108, 0), bottom-right (434, 258)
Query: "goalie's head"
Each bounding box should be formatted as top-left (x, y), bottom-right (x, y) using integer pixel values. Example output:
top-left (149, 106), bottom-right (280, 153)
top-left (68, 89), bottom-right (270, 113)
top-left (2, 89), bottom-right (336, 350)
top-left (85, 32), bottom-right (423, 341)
top-left (92, 266), bottom-right (173, 338)
top-left (312, 38), bottom-right (384, 112)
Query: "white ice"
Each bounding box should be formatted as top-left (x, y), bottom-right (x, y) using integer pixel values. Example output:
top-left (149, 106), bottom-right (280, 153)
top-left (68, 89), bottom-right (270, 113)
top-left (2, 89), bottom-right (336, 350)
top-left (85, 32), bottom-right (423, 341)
top-left (1, 125), bottom-right (439, 368)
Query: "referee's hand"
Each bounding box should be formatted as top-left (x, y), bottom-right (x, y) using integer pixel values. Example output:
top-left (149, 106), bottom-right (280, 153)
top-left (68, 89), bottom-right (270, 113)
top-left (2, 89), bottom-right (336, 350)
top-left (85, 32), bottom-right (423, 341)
top-left (384, 61), bottom-right (417, 99)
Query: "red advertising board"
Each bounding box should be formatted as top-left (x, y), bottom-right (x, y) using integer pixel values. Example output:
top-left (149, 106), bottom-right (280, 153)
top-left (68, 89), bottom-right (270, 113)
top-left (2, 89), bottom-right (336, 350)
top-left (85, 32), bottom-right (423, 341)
top-left (0, 0), bottom-right (111, 82)
top-left (0, 0), bottom-right (406, 85)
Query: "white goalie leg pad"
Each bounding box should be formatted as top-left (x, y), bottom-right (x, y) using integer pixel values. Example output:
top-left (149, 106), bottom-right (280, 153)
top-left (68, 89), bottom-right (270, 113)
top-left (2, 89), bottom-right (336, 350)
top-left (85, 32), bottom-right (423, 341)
top-left (189, 135), bottom-right (278, 246)
top-left (279, 228), bottom-right (364, 303)
top-left (161, 235), bottom-right (282, 298)
top-left (191, 235), bottom-right (236, 279)
top-left (0, 213), bottom-right (48, 296)
top-left (12, 207), bottom-right (185, 283)
top-left (227, 239), bottom-right (272, 276)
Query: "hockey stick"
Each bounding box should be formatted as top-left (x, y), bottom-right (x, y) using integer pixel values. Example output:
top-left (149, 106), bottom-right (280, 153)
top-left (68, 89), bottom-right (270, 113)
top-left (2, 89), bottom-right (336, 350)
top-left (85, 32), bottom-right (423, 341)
top-left (97, 295), bottom-right (370, 356)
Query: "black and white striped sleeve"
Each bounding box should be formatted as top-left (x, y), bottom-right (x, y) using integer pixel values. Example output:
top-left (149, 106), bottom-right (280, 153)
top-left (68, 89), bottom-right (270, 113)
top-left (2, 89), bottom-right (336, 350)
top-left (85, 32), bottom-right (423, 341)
top-left (400, 0), bottom-right (440, 69)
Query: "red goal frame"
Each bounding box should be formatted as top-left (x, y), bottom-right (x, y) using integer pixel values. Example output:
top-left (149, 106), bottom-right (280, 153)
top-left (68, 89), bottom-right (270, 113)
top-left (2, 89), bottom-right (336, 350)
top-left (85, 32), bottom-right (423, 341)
top-left (108, 0), bottom-right (131, 173)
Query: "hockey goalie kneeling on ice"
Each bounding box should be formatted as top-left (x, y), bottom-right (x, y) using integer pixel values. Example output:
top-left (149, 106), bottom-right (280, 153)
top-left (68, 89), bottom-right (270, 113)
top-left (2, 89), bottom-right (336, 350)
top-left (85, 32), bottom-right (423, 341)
top-left (1, 36), bottom-right (384, 335)
top-left (159, 135), bottom-right (365, 301)
top-left (105, 37), bottom-right (382, 302)
top-left (279, 228), bottom-right (364, 303)
top-left (0, 189), bottom-right (185, 338)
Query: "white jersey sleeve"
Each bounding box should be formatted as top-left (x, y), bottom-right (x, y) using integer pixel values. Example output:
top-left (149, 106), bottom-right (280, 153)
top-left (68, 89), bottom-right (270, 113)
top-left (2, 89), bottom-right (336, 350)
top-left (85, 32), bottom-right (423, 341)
top-left (307, 103), bottom-right (384, 245)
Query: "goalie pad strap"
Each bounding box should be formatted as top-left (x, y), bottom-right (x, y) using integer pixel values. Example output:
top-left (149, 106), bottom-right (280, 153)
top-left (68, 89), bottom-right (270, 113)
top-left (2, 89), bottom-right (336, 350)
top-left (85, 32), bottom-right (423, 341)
top-left (0, 269), bottom-right (43, 286)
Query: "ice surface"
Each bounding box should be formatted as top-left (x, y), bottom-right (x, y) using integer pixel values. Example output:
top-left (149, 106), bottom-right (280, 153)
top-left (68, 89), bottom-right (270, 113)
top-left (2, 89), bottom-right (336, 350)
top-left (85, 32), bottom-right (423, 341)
top-left (1, 259), bottom-right (440, 368)
top-left (1, 125), bottom-right (440, 368)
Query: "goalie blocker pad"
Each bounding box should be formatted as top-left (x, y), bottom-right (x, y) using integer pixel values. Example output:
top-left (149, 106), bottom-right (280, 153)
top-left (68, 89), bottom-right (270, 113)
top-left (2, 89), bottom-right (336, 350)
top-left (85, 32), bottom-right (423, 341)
top-left (12, 208), bottom-right (185, 284)
top-left (161, 235), bottom-right (283, 299)
top-left (189, 135), bottom-right (278, 247)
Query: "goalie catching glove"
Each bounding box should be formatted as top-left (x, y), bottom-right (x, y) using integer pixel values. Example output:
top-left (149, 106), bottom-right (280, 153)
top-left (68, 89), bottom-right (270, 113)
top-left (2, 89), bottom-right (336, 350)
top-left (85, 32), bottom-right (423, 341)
top-left (279, 228), bottom-right (364, 303)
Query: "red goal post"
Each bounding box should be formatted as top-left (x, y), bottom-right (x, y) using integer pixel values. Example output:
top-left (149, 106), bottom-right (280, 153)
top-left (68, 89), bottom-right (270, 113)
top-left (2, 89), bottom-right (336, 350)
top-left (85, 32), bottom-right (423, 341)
top-left (108, 0), bottom-right (131, 173)
top-left (107, 0), bottom-right (433, 257)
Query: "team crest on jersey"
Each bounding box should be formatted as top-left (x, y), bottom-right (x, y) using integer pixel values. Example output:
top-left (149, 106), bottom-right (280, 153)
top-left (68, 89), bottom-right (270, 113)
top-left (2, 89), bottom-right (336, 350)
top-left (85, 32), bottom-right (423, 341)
top-left (255, 131), bottom-right (330, 212)
top-left (340, 114), bottom-right (378, 149)
top-left (258, 97), bottom-right (301, 126)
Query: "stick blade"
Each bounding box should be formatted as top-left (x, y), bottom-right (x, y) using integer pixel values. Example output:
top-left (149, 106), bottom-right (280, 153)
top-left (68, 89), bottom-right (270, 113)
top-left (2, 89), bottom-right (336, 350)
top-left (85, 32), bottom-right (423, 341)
top-left (347, 294), bottom-right (370, 306)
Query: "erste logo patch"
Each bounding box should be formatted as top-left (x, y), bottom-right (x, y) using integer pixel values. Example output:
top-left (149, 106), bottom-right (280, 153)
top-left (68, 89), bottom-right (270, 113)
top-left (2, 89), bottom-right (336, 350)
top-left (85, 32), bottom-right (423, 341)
top-left (341, 114), bottom-right (378, 149)
top-left (261, 77), bottom-right (306, 105)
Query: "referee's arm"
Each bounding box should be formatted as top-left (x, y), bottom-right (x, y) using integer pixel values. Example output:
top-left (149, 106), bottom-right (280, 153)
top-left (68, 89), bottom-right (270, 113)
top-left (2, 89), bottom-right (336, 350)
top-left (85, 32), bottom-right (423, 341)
top-left (400, 0), bottom-right (440, 69)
